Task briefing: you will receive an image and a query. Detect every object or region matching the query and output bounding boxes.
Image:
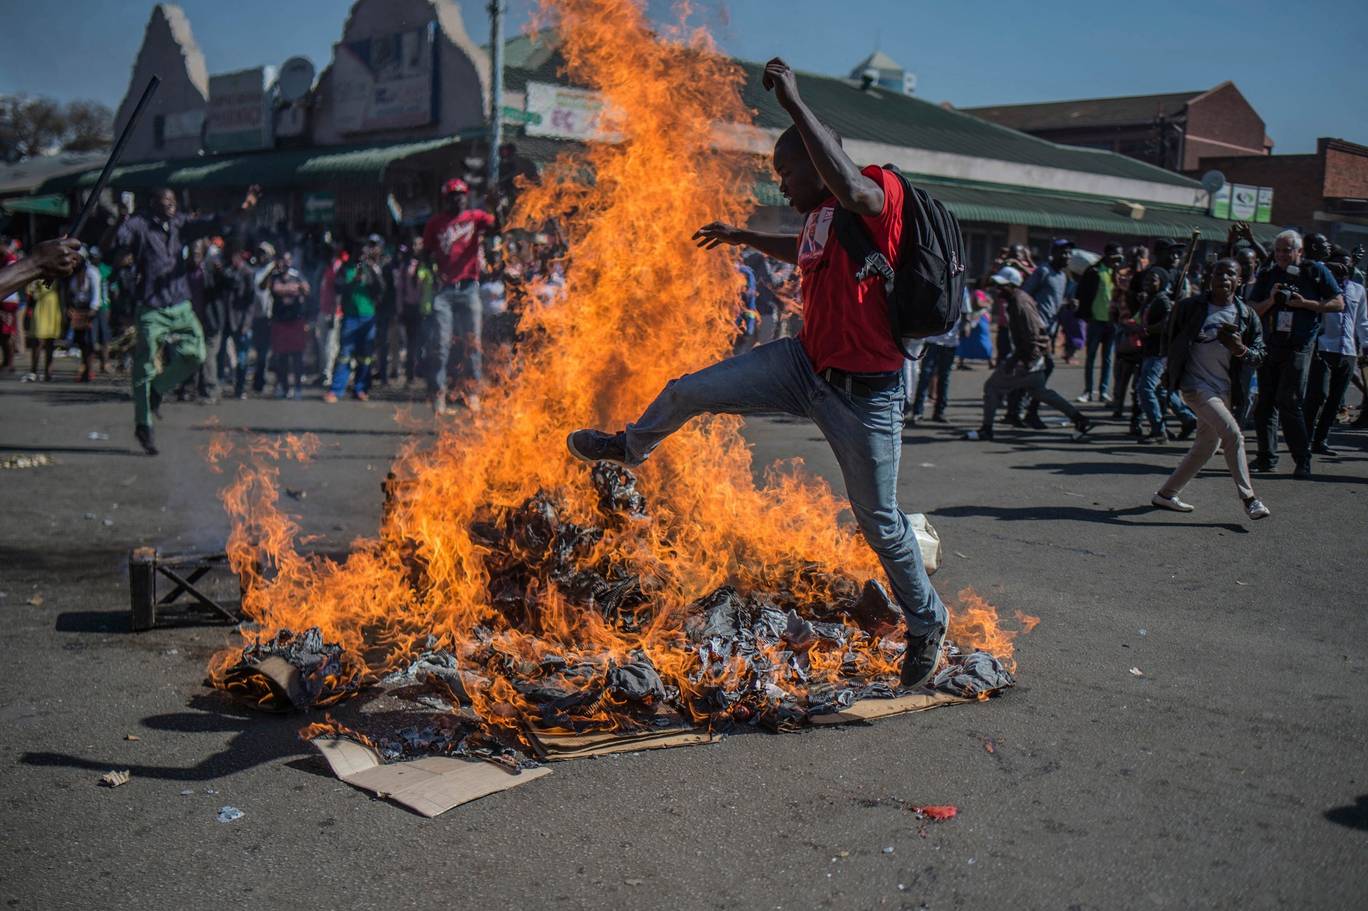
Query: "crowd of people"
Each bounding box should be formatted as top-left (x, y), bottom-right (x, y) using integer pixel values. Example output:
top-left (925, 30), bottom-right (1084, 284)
top-left (0, 179), bottom-right (569, 452)
top-left (3, 58), bottom-right (1365, 694)
top-left (3, 173), bottom-right (1366, 517)
top-left (954, 225), bottom-right (1367, 517)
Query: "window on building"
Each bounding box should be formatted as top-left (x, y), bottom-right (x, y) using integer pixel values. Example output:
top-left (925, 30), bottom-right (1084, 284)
top-left (961, 226), bottom-right (1007, 280)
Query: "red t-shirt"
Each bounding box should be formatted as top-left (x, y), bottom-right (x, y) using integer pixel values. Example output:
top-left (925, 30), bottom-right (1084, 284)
top-left (423, 209), bottom-right (496, 285)
top-left (796, 165), bottom-right (905, 374)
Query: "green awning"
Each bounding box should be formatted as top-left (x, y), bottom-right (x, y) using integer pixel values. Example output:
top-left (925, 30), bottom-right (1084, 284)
top-left (0, 194), bottom-right (70, 217)
top-left (753, 176), bottom-right (1281, 242)
top-left (36, 136), bottom-right (482, 195)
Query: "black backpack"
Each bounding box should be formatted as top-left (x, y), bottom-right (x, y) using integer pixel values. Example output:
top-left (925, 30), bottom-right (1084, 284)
top-left (831, 174), bottom-right (967, 358)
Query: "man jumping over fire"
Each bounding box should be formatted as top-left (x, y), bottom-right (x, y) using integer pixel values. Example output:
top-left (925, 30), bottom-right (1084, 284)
top-left (567, 58), bottom-right (948, 688)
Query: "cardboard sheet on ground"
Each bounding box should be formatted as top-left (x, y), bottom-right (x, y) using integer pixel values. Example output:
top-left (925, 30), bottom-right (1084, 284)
top-left (311, 737), bottom-right (551, 817)
top-left (808, 690), bottom-right (969, 725)
top-left (524, 725), bottom-right (720, 761)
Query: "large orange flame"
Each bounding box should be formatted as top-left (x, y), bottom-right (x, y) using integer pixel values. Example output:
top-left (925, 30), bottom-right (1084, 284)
top-left (210, 0), bottom-right (1032, 730)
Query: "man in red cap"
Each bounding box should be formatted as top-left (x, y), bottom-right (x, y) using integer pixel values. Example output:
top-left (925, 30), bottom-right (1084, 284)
top-left (421, 178), bottom-right (496, 414)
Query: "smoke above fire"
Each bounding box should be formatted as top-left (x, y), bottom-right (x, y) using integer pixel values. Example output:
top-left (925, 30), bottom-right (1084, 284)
top-left (207, 0), bottom-right (1033, 731)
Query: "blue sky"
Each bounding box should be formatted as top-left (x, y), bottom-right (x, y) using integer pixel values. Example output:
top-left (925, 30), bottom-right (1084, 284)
top-left (2, 0), bottom-right (1364, 154)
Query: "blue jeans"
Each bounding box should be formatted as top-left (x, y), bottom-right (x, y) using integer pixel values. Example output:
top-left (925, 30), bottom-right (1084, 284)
top-left (912, 343), bottom-right (956, 417)
top-left (1083, 321), bottom-right (1116, 396)
top-left (622, 338), bottom-right (946, 638)
top-left (1138, 356), bottom-right (1195, 433)
top-left (227, 326), bottom-right (252, 397)
top-left (330, 315), bottom-right (376, 397)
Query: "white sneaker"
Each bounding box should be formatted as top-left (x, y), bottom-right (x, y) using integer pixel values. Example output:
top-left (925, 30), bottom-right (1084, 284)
top-left (1244, 498), bottom-right (1270, 520)
top-left (1076, 392), bottom-right (1093, 403)
top-left (1099, 393), bottom-right (1114, 404)
top-left (1151, 492), bottom-right (1195, 512)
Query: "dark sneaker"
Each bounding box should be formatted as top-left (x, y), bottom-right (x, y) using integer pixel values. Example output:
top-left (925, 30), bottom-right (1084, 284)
top-left (1025, 413), bottom-right (1048, 430)
top-left (1001, 414), bottom-right (1026, 428)
top-left (1311, 443), bottom-right (1338, 457)
top-left (134, 424), bottom-right (159, 456)
top-left (1292, 462), bottom-right (1312, 479)
top-left (963, 427), bottom-right (994, 441)
top-left (567, 429), bottom-right (630, 464)
top-left (1071, 416), bottom-right (1094, 441)
top-left (900, 624), bottom-right (948, 689)
top-left (1137, 430), bottom-right (1166, 445)
top-left (1177, 419), bottom-right (1197, 441)
top-left (928, 413), bottom-right (949, 424)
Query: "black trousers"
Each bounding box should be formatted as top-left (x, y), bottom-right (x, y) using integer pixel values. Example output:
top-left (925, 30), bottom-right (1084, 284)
top-left (1007, 355), bottom-right (1054, 419)
top-left (1305, 350), bottom-right (1355, 447)
top-left (1254, 346), bottom-right (1313, 467)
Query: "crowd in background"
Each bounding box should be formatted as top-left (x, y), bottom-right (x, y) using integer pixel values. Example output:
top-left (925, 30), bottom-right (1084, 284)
top-left (0, 183), bottom-right (567, 419)
top-left (4, 188), bottom-right (1367, 483)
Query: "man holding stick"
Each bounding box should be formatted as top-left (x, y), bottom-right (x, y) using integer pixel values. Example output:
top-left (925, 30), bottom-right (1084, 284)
top-left (565, 58), bottom-right (948, 689)
top-left (107, 185), bottom-right (259, 454)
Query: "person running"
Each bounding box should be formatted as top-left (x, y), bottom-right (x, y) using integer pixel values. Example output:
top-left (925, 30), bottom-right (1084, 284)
top-left (109, 186), bottom-right (259, 454)
top-left (565, 57), bottom-right (948, 688)
top-left (965, 267), bottom-right (1092, 442)
top-left (1151, 259), bottom-right (1270, 520)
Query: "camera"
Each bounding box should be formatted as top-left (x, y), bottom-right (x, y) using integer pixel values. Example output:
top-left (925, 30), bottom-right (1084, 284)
top-left (1273, 264), bottom-right (1301, 306)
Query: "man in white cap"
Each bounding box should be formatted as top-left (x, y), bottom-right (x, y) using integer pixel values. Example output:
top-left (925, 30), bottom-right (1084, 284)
top-left (966, 266), bottom-right (1092, 441)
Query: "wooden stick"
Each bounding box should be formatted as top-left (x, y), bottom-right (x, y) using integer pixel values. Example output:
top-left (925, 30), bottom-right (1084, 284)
top-left (67, 75), bottom-right (160, 238)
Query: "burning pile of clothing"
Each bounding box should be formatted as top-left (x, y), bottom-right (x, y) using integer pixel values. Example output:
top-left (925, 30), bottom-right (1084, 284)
top-left (215, 464), bottom-right (1014, 752)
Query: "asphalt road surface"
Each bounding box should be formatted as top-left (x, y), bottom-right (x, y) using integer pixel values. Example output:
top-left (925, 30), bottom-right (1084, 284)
top-left (2, 359), bottom-right (1366, 911)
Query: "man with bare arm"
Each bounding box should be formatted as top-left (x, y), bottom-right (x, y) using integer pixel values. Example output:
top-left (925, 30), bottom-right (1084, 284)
top-left (565, 59), bottom-right (948, 688)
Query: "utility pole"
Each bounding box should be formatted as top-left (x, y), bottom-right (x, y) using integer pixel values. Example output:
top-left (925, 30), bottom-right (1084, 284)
top-left (487, 0), bottom-right (506, 196)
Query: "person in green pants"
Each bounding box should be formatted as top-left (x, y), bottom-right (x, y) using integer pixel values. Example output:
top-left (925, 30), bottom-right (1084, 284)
top-left (108, 186), bottom-right (258, 454)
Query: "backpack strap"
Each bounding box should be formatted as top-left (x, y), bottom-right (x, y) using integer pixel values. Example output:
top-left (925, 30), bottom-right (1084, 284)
top-left (831, 208), bottom-right (920, 359)
top-left (831, 208), bottom-right (895, 290)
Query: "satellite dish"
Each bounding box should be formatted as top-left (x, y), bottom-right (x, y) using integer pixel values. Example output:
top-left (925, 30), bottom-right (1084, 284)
top-left (277, 57), bottom-right (315, 103)
top-left (1201, 170), bottom-right (1226, 195)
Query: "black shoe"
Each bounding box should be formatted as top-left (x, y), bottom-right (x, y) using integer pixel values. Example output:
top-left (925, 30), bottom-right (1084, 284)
top-left (1073, 416), bottom-right (1094, 439)
top-left (149, 388), bottom-right (163, 419)
top-left (1293, 462), bottom-right (1312, 479)
top-left (1137, 430), bottom-right (1166, 445)
top-left (1250, 459), bottom-right (1278, 473)
top-left (928, 413), bottom-right (949, 424)
top-left (1311, 443), bottom-right (1338, 457)
top-left (134, 424), bottom-right (159, 456)
top-left (963, 426), bottom-right (993, 441)
top-left (1176, 420), bottom-right (1197, 441)
top-left (1128, 422), bottom-right (1143, 437)
top-left (900, 624), bottom-right (948, 689)
top-left (566, 429), bottom-right (630, 464)
top-left (1001, 414), bottom-right (1026, 428)
top-left (1024, 413), bottom-right (1048, 431)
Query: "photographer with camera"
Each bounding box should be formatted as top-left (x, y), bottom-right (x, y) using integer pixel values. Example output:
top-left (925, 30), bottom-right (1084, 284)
top-left (1248, 230), bottom-right (1343, 478)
